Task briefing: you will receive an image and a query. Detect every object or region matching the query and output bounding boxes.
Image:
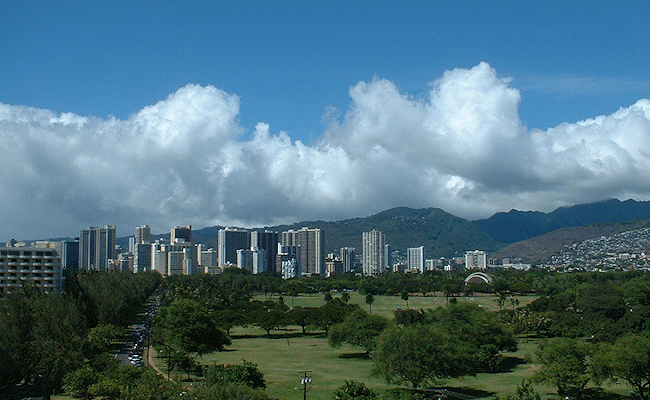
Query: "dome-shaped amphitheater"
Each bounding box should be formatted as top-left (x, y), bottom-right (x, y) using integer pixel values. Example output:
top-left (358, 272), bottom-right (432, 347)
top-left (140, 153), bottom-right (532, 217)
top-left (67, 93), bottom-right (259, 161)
top-left (464, 272), bottom-right (493, 286)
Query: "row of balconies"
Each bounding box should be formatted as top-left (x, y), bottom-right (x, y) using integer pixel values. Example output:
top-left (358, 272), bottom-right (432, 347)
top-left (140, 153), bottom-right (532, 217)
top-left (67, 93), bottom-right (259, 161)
top-left (1, 276), bottom-right (57, 282)
top-left (0, 281), bottom-right (57, 288)
top-left (0, 253), bottom-right (57, 258)
top-left (0, 261), bottom-right (58, 268)
top-left (0, 268), bottom-right (58, 273)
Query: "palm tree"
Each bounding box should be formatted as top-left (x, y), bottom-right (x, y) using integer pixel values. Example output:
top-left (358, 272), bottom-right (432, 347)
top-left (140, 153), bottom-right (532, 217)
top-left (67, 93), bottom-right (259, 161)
top-left (365, 293), bottom-right (375, 314)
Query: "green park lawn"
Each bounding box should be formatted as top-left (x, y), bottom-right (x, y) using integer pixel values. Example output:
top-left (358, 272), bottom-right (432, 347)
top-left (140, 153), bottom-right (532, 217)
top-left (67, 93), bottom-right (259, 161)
top-left (55, 292), bottom-right (633, 400)
top-left (190, 292), bottom-right (541, 400)
top-left (194, 292), bottom-right (631, 400)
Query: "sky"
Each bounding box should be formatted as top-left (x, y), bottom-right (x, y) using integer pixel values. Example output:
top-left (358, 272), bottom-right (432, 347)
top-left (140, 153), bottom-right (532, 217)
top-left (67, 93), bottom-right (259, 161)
top-left (1, 1), bottom-right (650, 240)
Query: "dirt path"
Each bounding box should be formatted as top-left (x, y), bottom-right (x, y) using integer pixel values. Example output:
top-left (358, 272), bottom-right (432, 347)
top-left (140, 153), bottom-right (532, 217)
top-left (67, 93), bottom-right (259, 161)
top-left (148, 347), bottom-right (175, 383)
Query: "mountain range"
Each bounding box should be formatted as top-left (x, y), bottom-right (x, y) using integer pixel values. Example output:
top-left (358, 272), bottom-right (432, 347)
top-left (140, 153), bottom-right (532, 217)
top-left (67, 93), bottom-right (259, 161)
top-left (113, 198), bottom-right (650, 262)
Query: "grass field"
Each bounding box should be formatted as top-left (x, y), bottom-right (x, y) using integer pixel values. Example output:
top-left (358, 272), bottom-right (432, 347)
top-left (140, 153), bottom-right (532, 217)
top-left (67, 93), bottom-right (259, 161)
top-left (55, 292), bottom-right (634, 400)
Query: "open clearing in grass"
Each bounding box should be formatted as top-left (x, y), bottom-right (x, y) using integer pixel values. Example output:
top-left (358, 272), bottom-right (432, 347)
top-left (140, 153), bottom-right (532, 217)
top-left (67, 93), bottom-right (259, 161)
top-left (200, 329), bottom-right (387, 400)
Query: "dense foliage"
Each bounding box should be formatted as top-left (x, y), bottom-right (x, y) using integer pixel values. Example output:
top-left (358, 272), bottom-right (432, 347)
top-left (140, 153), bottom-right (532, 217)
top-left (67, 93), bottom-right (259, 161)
top-left (373, 303), bottom-right (516, 388)
top-left (0, 270), bottom-right (161, 396)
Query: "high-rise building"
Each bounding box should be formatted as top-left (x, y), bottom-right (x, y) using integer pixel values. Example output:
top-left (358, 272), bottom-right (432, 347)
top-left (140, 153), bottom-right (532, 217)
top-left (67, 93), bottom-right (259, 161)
top-left (407, 246), bottom-right (425, 273)
top-left (282, 227), bottom-right (325, 276)
top-left (340, 247), bottom-right (355, 273)
top-left (218, 228), bottom-right (250, 266)
top-left (466, 250), bottom-right (487, 270)
top-left (134, 243), bottom-right (152, 273)
top-left (133, 225), bottom-right (152, 273)
top-left (171, 225), bottom-right (192, 243)
top-left (251, 230), bottom-right (279, 273)
top-left (237, 248), bottom-right (267, 274)
top-left (384, 244), bottom-right (392, 272)
top-left (135, 225), bottom-right (151, 244)
top-left (325, 254), bottom-right (343, 277)
top-left (151, 240), bottom-right (168, 275)
top-left (362, 229), bottom-right (388, 276)
top-left (79, 225), bottom-right (116, 271)
top-left (0, 241), bottom-right (62, 293)
top-left (200, 248), bottom-right (219, 274)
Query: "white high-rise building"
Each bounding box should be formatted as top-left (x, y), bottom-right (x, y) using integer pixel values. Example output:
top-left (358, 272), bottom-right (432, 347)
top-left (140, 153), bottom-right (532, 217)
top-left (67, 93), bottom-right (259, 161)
top-left (362, 230), bottom-right (388, 276)
top-left (0, 241), bottom-right (62, 293)
top-left (466, 250), bottom-right (488, 270)
top-left (407, 246), bottom-right (425, 273)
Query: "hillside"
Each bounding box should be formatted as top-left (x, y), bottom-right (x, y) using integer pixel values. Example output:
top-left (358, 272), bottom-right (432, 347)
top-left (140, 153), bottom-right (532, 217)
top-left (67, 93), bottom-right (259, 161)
top-left (490, 218), bottom-right (650, 263)
top-left (258, 207), bottom-right (501, 258)
top-left (119, 208), bottom-right (500, 258)
top-left (473, 198), bottom-right (650, 244)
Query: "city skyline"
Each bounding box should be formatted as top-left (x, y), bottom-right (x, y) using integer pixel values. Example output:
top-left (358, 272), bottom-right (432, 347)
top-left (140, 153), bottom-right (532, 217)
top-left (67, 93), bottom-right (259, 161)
top-left (1, 2), bottom-right (650, 240)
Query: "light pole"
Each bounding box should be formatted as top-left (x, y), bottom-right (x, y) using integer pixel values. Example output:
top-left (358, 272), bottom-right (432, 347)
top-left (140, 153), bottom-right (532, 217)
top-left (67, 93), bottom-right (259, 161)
top-left (298, 370), bottom-right (312, 400)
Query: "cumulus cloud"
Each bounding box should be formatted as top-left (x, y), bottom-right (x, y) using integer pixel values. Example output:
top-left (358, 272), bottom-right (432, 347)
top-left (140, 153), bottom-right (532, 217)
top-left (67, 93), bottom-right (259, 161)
top-left (1, 63), bottom-right (650, 239)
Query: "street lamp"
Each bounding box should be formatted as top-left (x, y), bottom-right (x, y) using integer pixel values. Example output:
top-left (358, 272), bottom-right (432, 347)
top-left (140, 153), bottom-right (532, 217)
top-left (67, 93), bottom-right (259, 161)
top-left (298, 370), bottom-right (312, 400)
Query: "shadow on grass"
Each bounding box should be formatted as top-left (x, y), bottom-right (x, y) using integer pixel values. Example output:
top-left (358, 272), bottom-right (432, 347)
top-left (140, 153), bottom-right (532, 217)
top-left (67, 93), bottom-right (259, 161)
top-left (390, 386), bottom-right (495, 400)
top-left (231, 331), bottom-right (326, 340)
top-left (337, 352), bottom-right (370, 359)
top-left (496, 355), bottom-right (528, 373)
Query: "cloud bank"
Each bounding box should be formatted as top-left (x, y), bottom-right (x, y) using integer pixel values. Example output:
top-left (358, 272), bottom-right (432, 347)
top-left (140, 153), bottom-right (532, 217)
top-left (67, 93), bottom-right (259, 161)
top-left (1, 62), bottom-right (650, 239)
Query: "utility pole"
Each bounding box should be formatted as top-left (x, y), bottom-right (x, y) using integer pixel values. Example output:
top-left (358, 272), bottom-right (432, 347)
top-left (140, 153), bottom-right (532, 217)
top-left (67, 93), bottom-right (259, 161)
top-left (298, 370), bottom-right (312, 400)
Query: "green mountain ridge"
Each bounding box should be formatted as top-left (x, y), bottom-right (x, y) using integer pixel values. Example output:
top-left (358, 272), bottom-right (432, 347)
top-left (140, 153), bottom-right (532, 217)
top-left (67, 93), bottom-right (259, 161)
top-left (102, 199), bottom-right (650, 264)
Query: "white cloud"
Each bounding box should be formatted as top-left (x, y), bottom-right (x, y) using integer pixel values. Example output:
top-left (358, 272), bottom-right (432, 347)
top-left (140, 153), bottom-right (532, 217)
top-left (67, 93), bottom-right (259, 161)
top-left (1, 63), bottom-right (650, 240)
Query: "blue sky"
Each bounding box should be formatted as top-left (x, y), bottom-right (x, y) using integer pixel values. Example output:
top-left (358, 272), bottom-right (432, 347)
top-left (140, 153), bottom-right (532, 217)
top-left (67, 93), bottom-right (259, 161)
top-left (1, 1), bottom-right (650, 240)
top-left (3, 1), bottom-right (648, 139)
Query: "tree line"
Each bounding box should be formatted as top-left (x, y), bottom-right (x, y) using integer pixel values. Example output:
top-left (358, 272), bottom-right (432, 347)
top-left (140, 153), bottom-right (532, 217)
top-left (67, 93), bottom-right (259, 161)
top-left (0, 270), bottom-right (161, 397)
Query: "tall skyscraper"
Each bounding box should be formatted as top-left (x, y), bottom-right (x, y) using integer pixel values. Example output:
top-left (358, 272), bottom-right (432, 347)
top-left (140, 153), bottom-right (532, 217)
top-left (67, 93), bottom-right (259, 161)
top-left (362, 229), bottom-right (388, 276)
top-left (407, 246), bottom-right (425, 273)
top-left (218, 228), bottom-right (250, 266)
top-left (134, 225), bottom-right (152, 273)
top-left (79, 225), bottom-right (116, 271)
top-left (171, 225), bottom-right (192, 243)
top-left (282, 227), bottom-right (325, 276)
top-left (340, 247), bottom-right (355, 273)
top-left (251, 230), bottom-right (279, 273)
top-left (135, 225), bottom-right (151, 244)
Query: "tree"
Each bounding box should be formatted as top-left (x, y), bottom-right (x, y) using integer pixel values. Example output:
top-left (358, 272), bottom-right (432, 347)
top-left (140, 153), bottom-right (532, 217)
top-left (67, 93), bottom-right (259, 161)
top-left (596, 334), bottom-right (650, 400)
top-left (288, 306), bottom-right (318, 334)
top-left (63, 365), bottom-right (98, 400)
top-left (491, 379), bottom-right (541, 400)
top-left (156, 298), bottom-right (231, 355)
top-left (532, 337), bottom-right (593, 399)
top-left (249, 300), bottom-right (288, 336)
top-left (333, 380), bottom-right (377, 400)
top-left (373, 324), bottom-right (473, 388)
top-left (365, 294), bottom-right (374, 314)
top-left (204, 360), bottom-right (266, 389)
top-left (213, 309), bottom-right (246, 336)
top-left (341, 292), bottom-right (351, 304)
top-left (400, 289), bottom-right (409, 309)
top-left (393, 309), bottom-right (424, 326)
top-left (328, 310), bottom-right (390, 354)
top-left (317, 301), bottom-right (355, 334)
